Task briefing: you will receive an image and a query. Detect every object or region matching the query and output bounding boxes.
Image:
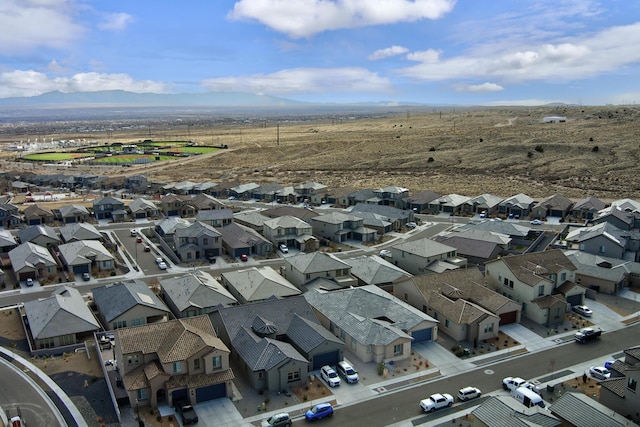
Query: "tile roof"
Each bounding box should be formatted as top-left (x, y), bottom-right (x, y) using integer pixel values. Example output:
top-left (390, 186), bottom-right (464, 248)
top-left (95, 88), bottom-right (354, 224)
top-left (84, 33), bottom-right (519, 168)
top-left (472, 396), bottom-right (561, 427)
top-left (59, 222), bottom-right (102, 242)
top-left (222, 266), bottom-right (301, 302)
top-left (92, 280), bottom-right (170, 323)
top-left (116, 316), bottom-right (228, 364)
top-left (286, 252), bottom-right (350, 274)
top-left (488, 249), bottom-right (576, 287)
top-left (391, 238), bottom-right (456, 258)
top-left (159, 271), bottom-right (237, 312)
top-left (343, 255), bottom-right (413, 285)
top-left (233, 327), bottom-right (307, 370)
top-left (551, 391), bottom-right (627, 426)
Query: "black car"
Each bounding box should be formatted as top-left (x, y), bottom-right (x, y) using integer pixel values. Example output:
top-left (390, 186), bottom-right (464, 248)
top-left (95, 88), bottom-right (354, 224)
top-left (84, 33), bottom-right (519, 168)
top-left (175, 400), bottom-right (198, 425)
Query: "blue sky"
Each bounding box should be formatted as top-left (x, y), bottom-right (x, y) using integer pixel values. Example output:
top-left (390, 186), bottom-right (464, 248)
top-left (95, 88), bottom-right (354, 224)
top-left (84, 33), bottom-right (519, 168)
top-left (1, 0), bottom-right (639, 105)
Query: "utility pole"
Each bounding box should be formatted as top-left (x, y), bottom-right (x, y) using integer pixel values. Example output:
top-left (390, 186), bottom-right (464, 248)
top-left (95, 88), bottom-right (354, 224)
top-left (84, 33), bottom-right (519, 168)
top-left (276, 123), bottom-right (280, 146)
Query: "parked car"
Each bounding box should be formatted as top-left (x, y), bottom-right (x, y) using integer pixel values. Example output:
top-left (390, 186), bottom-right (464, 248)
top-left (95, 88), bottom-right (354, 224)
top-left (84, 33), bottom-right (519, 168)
top-left (158, 262), bottom-right (167, 270)
top-left (130, 229), bottom-right (137, 237)
top-left (155, 257), bottom-right (164, 265)
top-left (589, 366), bottom-right (611, 380)
top-left (240, 254), bottom-right (248, 262)
top-left (530, 219), bottom-right (543, 225)
top-left (406, 222), bottom-right (417, 228)
top-left (573, 305), bottom-right (593, 317)
top-left (604, 360), bottom-right (617, 369)
top-left (279, 244), bottom-right (289, 254)
top-left (305, 403), bottom-right (333, 421)
top-left (336, 361), bottom-right (359, 384)
top-left (479, 211), bottom-right (487, 218)
top-left (82, 272), bottom-right (90, 281)
top-left (379, 249), bottom-right (392, 258)
top-left (320, 365), bottom-right (340, 387)
top-left (575, 327), bottom-right (601, 343)
top-left (419, 393), bottom-right (453, 413)
top-left (175, 400), bottom-right (198, 425)
top-left (457, 386), bottom-right (481, 401)
top-left (26, 278), bottom-right (34, 287)
top-left (502, 376), bottom-right (527, 392)
top-left (261, 412), bottom-right (292, 427)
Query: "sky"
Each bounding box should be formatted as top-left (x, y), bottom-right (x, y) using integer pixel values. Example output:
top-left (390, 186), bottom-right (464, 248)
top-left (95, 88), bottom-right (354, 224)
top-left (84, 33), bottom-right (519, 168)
top-left (1, 0), bottom-right (640, 105)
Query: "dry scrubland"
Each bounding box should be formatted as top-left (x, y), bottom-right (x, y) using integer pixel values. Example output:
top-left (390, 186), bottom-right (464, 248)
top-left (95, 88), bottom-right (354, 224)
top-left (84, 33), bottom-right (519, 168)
top-left (2, 105), bottom-right (640, 199)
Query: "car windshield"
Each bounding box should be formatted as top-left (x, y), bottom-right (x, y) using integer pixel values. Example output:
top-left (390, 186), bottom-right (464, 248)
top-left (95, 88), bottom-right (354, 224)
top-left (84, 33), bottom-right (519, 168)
top-left (328, 371), bottom-right (338, 378)
top-left (345, 367), bottom-right (356, 375)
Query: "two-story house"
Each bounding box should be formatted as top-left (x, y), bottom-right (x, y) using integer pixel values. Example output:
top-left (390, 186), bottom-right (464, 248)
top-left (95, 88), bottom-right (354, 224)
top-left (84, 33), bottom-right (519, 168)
top-left (427, 193), bottom-right (471, 215)
top-left (565, 222), bottom-right (640, 260)
top-left (113, 316), bottom-right (234, 408)
top-left (92, 196), bottom-right (125, 220)
top-left (0, 203), bottom-right (21, 228)
top-left (159, 194), bottom-right (195, 218)
top-left (160, 271), bottom-right (238, 318)
top-left (174, 221), bottom-right (222, 262)
top-left (56, 204), bottom-right (91, 224)
top-left (484, 249), bottom-right (584, 326)
top-left (263, 215), bottom-right (318, 252)
top-left (497, 193), bottom-right (536, 218)
top-left (196, 209), bottom-right (233, 228)
top-left (373, 186), bottom-right (409, 208)
top-left (389, 238), bottom-right (467, 276)
top-left (310, 212), bottom-right (377, 243)
top-left (282, 251), bottom-right (357, 289)
top-left (599, 345), bottom-right (640, 423)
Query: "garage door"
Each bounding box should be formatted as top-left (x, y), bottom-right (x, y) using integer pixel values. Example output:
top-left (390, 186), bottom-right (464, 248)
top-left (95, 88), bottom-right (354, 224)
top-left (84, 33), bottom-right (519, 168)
top-left (411, 328), bottom-right (432, 343)
top-left (73, 265), bottom-right (90, 275)
top-left (499, 311), bottom-right (517, 325)
top-left (195, 383), bottom-right (226, 403)
top-left (312, 350), bottom-right (340, 370)
top-left (566, 294), bottom-right (582, 306)
top-left (171, 388), bottom-right (188, 404)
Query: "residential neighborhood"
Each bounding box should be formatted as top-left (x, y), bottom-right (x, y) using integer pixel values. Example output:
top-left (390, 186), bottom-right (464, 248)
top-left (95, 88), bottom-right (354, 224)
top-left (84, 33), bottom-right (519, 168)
top-left (1, 173), bottom-right (640, 427)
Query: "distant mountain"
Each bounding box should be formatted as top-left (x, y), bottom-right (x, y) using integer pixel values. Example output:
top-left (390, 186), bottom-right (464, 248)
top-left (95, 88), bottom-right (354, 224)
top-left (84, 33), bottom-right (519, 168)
top-left (0, 90), bottom-right (309, 108)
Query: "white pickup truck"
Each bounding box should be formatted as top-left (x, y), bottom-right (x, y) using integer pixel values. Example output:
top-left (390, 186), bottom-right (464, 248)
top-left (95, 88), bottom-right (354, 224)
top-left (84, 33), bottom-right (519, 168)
top-left (419, 393), bottom-right (453, 413)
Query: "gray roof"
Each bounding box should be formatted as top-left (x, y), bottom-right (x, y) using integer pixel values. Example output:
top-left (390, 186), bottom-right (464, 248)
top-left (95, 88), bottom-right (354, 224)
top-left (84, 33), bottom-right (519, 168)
top-left (93, 196), bottom-right (124, 206)
top-left (58, 240), bottom-right (114, 266)
top-left (222, 266), bottom-right (300, 302)
top-left (264, 215), bottom-right (312, 230)
top-left (311, 212), bottom-right (363, 225)
top-left (304, 285), bottom-right (436, 346)
top-left (24, 286), bottom-right (100, 339)
top-left (286, 252), bottom-right (350, 274)
top-left (457, 220), bottom-right (531, 237)
top-left (351, 203), bottom-right (411, 220)
top-left (59, 222), bottom-right (102, 242)
top-left (286, 314), bottom-right (343, 353)
top-left (233, 327), bottom-right (307, 370)
top-left (92, 280), bottom-right (170, 323)
top-left (391, 238), bottom-right (456, 258)
top-left (431, 193), bottom-right (471, 207)
top-left (566, 222), bottom-right (637, 247)
top-left (565, 250), bottom-right (640, 284)
top-left (551, 392), bottom-right (627, 427)
top-left (128, 197), bottom-right (157, 212)
top-left (433, 234), bottom-right (501, 259)
top-left (175, 221), bottom-right (221, 238)
top-left (196, 208), bottom-right (234, 222)
top-left (233, 210), bottom-right (270, 228)
top-left (465, 193), bottom-right (504, 209)
top-left (160, 271), bottom-right (237, 312)
top-left (572, 196), bottom-right (606, 212)
top-left (472, 396), bottom-right (560, 427)
top-left (0, 229), bottom-right (16, 248)
top-left (156, 217), bottom-right (190, 235)
top-left (403, 189), bottom-right (440, 204)
top-left (9, 242), bottom-right (57, 272)
top-left (343, 255), bottom-right (413, 285)
top-left (18, 224), bottom-right (60, 245)
top-left (218, 222), bottom-right (270, 249)
top-left (500, 193), bottom-right (535, 209)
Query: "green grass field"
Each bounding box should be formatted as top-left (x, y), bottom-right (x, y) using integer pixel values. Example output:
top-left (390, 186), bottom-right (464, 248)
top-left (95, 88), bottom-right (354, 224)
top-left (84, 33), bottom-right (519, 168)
top-left (159, 146), bottom-right (218, 154)
top-left (92, 154), bottom-right (174, 163)
top-left (22, 152), bottom-right (86, 161)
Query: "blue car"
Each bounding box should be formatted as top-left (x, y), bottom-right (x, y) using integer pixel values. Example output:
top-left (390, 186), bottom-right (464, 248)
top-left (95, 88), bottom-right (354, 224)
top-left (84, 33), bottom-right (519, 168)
top-left (305, 403), bottom-right (333, 421)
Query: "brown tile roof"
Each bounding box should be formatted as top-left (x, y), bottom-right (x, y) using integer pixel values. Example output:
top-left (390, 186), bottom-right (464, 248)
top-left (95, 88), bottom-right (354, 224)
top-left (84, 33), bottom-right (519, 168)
top-left (494, 249), bottom-right (576, 287)
top-left (625, 345), bottom-right (640, 362)
top-left (533, 293), bottom-right (566, 309)
top-left (165, 369), bottom-right (235, 389)
top-left (116, 316), bottom-right (228, 364)
top-left (424, 291), bottom-right (495, 324)
top-left (555, 280), bottom-right (579, 295)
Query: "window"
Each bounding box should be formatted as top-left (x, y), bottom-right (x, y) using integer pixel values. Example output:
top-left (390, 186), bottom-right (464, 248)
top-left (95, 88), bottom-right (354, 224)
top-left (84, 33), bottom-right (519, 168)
top-left (128, 354), bottom-right (139, 364)
top-left (340, 330), bottom-right (346, 341)
top-left (173, 361), bottom-right (181, 373)
top-left (560, 272), bottom-right (566, 282)
top-left (258, 372), bottom-right (264, 379)
top-left (113, 320), bottom-right (127, 329)
top-left (445, 319), bottom-right (450, 328)
top-left (137, 388), bottom-right (147, 400)
top-left (393, 344), bottom-right (403, 356)
top-left (484, 323), bottom-right (494, 333)
top-left (366, 345), bottom-right (372, 353)
top-left (599, 245), bottom-right (606, 253)
top-left (131, 317), bottom-right (145, 327)
top-left (538, 285), bottom-right (545, 296)
top-left (41, 337), bottom-right (55, 348)
top-left (194, 359), bottom-right (200, 370)
top-left (554, 307), bottom-right (561, 319)
top-left (212, 355), bottom-right (222, 369)
top-left (434, 311), bottom-right (438, 320)
top-left (350, 338), bottom-right (356, 350)
top-left (627, 377), bottom-right (637, 392)
top-left (203, 238), bottom-right (208, 245)
top-left (509, 280), bottom-right (514, 288)
top-left (287, 370), bottom-right (300, 382)
top-left (60, 334), bottom-right (75, 346)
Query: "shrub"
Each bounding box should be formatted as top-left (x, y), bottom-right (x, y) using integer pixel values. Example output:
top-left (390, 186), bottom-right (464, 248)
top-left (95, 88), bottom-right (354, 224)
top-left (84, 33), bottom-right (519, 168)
top-left (534, 145), bottom-right (544, 153)
top-left (429, 147), bottom-right (436, 151)
top-left (427, 157), bottom-right (434, 163)
top-left (527, 151), bottom-right (533, 158)
top-left (592, 146), bottom-right (599, 152)
top-left (377, 362), bottom-right (385, 375)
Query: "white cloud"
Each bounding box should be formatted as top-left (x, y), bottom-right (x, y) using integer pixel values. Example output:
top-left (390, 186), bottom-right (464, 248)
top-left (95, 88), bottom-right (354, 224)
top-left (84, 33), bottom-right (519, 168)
top-left (397, 22), bottom-right (640, 84)
top-left (369, 45), bottom-right (409, 60)
top-left (0, 70), bottom-right (170, 98)
top-left (407, 49), bottom-right (441, 63)
top-left (228, 0), bottom-right (456, 38)
top-left (98, 12), bottom-right (134, 31)
top-left (0, 0), bottom-right (85, 54)
top-left (202, 67), bottom-right (393, 95)
top-left (455, 82), bottom-right (504, 93)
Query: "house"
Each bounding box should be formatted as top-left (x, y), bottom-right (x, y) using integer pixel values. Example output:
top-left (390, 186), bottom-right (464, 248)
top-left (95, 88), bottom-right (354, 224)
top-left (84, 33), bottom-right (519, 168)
top-left (218, 222), bottom-right (273, 258)
top-left (18, 224), bottom-right (60, 248)
top-left (221, 266), bottom-right (300, 304)
top-left (209, 296), bottom-right (344, 390)
top-left (274, 186), bottom-right (299, 204)
top-left (389, 238), bottom-right (467, 276)
top-left (162, 180), bottom-right (199, 195)
top-left (592, 206), bottom-right (636, 231)
top-left (263, 215), bottom-right (318, 252)
top-left (571, 196), bottom-right (607, 221)
top-left (128, 198), bottom-right (159, 219)
top-left (0, 203), bottom-right (21, 228)
top-left (294, 181), bottom-right (328, 203)
top-left (229, 182), bottom-right (260, 199)
top-left (395, 268), bottom-right (521, 342)
top-left (159, 194), bottom-right (195, 218)
top-left (9, 242), bottom-right (57, 282)
top-left (346, 188), bottom-right (378, 206)
top-left (312, 186), bottom-right (356, 207)
top-left (530, 194), bottom-right (573, 219)
top-left (22, 286), bottom-right (100, 353)
top-left (498, 193), bottom-right (536, 218)
top-left (261, 205), bottom-right (318, 223)
top-left (233, 210), bottom-right (270, 233)
top-left (472, 396), bottom-right (561, 427)
top-left (59, 222), bottom-right (103, 243)
top-left (92, 196), bottom-right (125, 220)
top-left (155, 217), bottom-right (190, 241)
top-left (58, 240), bottom-right (115, 276)
top-left (159, 271), bottom-right (237, 318)
top-left (565, 222), bottom-right (640, 260)
top-left (124, 174), bottom-right (148, 192)
top-left (113, 316), bottom-right (234, 408)
top-left (401, 189), bottom-right (440, 213)
top-left (190, 193), bottom-right (225, 211)
top-left (599, 345), bottom-right (640, 423)
top-left (55, 204), bottom-right (91, 224)
top-left (551, 392), bottom-right (633, 427)
top-left (350, 203), bottom-right (414, 231)
top-left (311, 212), bottom-right (377, 243)
top-left (92, 280), bottom-right (171, 330)
top-left (564, 250), bottom-right (640, 295)
top-left (461, 193), bottom-right (503, 217)
top-left (343, 255), bottom-right (413, 291)
top-left (345, 211), bottom-right (393, 236)
top-left (373, 186), bottom-right (409, 208)
top-left (252, 183), bottom-right (284, 203)
top-left (282, 252), bottom-right (357, 289)
top-left (196, 209), bottom-right (233, 228)
top-left (304, 285), bottom-right (438, 363)
top-left (427, 193), bottom-right (471, 215)
top-left (0, 229), bottom-right (17, 253)
top-left (433, 230), bottom-right (509, 265)
top-left (174, 221), bottom-right (222, 262)
top-left (484, 249), bottom-right (584, 326)
top-left (23, 204), bottom-right (55, 225)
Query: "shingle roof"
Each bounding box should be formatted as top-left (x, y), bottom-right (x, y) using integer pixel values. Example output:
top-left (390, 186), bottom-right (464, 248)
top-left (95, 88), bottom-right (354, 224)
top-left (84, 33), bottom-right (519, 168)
top-left (233, 327), bottom-right (307, 370)
top-left (8, 242), bottom-right (57, 272)
top-left (59, 222), bottom-right (102, 242)
top-left (24, 286), bottom-right (100, 339)
top-left (159, 271), bottom-right (237, 312)
top-left (391, 238), bottom-right (456, 258)
top-left (433, 234), bottom-right (501, 259)
top-left (532, 194), bottom-right (573, 211)
top-left (343, 255), bottom-right (412, 285)
top-left (116, 315), bottom-right (228, 363)
top-left (565, 222), bottom-right (632, 246)
top-left (264, 215), bottom-right (312, 229)
top-left (58, 204), bottom-right (90, 217)
top-left (487, 249), bottom-right (576, 287)
top-left (457, 221), bottom-right (531, 237)
top-left (464, 193), bottom-right (504, 209)
top-left (222, 266), bottom-right (301, 302)
top-left (286, 314), bottom-right (342, 353)
top-left (18, 224), bottom-right (59, 244)
top-left (285, 252), bottom-right (350, 274)
top-left (174, 221), bottom-right (221, 238)
top-left (572, 196), bottom-right (606, 212)
top-left (58, 240), bottom-right (114, 266)
top-left (196, 208), bottom-right (234, 222)
top-left (402, 189), bottom-right (440, 204)
top-left (350, 203), bottom-right (411, 220)
top-left (92, 280), bottom-right (169, 323)
top-left (303, 285), bottom-right (436, 346)
top-left (218, 222), bottom-right (269, 249)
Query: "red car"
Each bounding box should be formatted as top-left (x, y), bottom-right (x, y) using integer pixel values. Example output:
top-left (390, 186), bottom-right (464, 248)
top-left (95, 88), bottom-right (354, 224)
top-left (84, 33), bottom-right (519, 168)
top-left (240, 254), bottom-right (248, 262)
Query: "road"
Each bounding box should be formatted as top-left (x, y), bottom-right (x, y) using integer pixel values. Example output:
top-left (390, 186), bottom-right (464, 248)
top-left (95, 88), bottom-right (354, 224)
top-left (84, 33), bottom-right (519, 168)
top-left (312, 323), bottom-right (640, 426)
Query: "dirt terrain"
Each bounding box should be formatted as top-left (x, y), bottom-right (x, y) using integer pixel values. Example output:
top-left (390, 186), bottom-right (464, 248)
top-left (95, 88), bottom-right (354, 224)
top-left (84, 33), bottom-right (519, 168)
top-left (1, 105), bottom-right (640, 200)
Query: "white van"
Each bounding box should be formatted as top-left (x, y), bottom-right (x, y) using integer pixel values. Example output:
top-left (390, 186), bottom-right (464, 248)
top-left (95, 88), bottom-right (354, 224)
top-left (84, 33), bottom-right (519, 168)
top-left (514, 386), bottom-right (546, 409)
